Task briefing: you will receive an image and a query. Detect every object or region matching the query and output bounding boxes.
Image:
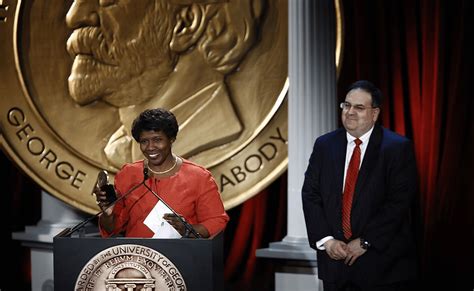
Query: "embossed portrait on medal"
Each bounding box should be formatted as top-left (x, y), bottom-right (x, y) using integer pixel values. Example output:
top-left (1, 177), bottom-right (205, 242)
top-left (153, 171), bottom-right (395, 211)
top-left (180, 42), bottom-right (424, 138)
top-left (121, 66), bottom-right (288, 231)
top-left (1, 0), bottom-right (330, 213)
top-left (65, 0), bottom-right (267, 170)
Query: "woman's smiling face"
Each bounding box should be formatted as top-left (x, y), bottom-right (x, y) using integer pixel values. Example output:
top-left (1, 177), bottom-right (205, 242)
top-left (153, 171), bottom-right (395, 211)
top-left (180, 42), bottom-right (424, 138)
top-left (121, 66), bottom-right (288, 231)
top-left (139, 130), bottom-right (174, 168)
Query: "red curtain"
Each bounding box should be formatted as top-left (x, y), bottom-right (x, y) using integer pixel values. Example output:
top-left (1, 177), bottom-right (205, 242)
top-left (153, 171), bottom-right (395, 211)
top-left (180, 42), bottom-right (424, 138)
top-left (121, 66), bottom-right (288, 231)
top-left (225, 0), bottom-right (474, 289)
top-left (223, 174), bottom-right (287, 290)
top-left (336, 0), bottom-right (474, 289)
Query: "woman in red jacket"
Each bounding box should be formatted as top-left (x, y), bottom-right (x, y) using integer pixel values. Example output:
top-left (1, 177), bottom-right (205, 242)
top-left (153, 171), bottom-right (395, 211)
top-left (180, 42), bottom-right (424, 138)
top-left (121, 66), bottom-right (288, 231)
top-left (94, 108), bottom-right (229, 238)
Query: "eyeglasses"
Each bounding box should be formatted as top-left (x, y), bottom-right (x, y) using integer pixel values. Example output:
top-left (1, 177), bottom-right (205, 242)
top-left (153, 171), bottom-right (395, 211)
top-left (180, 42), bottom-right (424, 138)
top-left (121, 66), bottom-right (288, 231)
top-left (340, 102), bottom-right (377, 113)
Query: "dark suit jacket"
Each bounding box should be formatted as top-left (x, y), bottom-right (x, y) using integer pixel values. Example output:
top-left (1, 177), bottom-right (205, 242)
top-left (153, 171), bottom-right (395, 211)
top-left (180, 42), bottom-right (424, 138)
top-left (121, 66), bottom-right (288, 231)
top-left (302, 125), bottom-right (418, 287)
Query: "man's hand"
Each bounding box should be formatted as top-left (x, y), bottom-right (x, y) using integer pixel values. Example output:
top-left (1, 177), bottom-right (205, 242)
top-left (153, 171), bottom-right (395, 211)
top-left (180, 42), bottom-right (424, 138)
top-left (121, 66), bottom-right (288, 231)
top-left (344, 238), bottom-right (367, 265)
top-left (324, 239), bottom-right (348, 260)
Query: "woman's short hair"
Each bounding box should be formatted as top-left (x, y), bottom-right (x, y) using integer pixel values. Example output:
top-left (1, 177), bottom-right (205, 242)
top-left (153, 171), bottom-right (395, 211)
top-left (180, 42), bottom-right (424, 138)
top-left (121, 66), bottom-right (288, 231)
top-left (131, 108), bottom-right (179, 141)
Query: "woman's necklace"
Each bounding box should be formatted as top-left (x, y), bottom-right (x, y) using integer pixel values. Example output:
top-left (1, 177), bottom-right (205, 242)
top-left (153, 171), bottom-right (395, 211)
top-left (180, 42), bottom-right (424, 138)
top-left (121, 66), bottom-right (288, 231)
top-left (147, 155), bottom-right (178, 175)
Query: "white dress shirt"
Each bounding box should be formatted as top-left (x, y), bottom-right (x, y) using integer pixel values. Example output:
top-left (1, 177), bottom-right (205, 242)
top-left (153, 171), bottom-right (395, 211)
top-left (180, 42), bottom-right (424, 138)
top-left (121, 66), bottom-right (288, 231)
top-left (315, 126), bottom-right (374, 250)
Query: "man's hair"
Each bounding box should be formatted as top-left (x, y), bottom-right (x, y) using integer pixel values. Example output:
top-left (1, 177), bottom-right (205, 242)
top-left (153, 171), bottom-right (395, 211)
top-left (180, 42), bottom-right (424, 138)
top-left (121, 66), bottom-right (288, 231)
top-left (347, 80), bottom-right (383, 108)
top-left (131, 108), bottom-right (179, 141)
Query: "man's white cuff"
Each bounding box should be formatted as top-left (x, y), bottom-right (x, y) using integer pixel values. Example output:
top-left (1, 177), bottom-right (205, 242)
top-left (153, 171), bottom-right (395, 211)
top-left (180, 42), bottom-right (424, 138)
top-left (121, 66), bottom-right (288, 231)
top-left (316, 236), bottom-right (334, 250)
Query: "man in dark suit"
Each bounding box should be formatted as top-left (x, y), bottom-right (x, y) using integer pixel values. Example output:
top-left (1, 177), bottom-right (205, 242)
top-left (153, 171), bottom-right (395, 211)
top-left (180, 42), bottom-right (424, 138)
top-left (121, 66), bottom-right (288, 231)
top-left (302, 80), bottom-right (418, 291)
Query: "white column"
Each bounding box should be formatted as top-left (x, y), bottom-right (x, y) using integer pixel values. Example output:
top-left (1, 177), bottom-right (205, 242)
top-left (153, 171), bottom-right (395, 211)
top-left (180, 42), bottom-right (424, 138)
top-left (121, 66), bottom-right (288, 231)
top-left (286, 0), bottom-right (337, 243)
top-left (257, 0), bottom-right (337, 290)
top-left (12, 191), bottom-right (88, 291)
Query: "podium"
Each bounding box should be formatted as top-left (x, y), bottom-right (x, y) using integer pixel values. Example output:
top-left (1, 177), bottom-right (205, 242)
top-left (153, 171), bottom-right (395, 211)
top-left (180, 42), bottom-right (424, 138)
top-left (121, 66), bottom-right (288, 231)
top-left (53, 228), bottom-right (224, 291)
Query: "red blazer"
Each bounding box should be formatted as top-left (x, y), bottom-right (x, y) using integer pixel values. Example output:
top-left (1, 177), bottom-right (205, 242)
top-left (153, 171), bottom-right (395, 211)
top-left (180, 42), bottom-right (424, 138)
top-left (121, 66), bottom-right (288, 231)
top-left (100, 159), bottom-right (229, 238)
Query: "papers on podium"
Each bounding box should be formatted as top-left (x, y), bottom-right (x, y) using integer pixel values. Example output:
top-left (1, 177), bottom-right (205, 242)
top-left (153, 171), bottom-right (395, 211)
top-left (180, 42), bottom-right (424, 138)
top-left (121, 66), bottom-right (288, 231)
top-left (143, 201), bottom-right (181, 239)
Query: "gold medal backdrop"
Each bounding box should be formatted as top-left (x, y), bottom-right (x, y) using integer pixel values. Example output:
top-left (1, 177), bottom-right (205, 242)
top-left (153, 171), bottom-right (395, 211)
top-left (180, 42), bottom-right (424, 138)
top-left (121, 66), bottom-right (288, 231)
top-left (0, 0), bottom-right (342, 214)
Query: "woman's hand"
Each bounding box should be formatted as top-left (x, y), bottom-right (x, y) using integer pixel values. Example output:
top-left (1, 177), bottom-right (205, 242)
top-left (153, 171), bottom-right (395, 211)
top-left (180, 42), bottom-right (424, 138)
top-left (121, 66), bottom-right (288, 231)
top-left (92, 185), bottom-right (114, 216)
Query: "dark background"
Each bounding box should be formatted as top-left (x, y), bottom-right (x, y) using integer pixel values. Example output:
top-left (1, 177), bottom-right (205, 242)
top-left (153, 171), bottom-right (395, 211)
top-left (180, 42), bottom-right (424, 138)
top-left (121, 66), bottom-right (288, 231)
top-left (2, 0), bottom-right (473, 290)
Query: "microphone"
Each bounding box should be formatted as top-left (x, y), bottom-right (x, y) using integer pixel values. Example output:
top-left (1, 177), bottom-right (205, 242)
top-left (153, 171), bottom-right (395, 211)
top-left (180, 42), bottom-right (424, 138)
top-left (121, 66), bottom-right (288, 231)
top-left (143, 166), bottom-right (149, 180)
top-left (142, 166), bottom-right (202, 238)
top-left (63, 169), bottom-right (147, 237)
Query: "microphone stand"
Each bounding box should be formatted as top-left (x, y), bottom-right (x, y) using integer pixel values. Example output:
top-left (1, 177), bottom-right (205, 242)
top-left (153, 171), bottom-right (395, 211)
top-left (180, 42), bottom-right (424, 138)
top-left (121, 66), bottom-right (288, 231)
top-left (63, 180), bottom-right (145, 237)
top-left (142, 181), bottom-right (202, 239)
top-left (64, 165), bottom-right (201, 239)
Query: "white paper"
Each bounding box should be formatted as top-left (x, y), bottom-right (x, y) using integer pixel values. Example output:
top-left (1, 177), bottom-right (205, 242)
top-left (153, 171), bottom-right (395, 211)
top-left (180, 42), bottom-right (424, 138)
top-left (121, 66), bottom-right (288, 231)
top-left (143, 201), bottom-right (181, 238)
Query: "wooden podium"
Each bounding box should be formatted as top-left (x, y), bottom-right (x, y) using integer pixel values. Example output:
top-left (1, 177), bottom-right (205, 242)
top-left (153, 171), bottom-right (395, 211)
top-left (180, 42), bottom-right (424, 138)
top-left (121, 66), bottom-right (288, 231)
top-left (53, 228), bottom-right (224, 291)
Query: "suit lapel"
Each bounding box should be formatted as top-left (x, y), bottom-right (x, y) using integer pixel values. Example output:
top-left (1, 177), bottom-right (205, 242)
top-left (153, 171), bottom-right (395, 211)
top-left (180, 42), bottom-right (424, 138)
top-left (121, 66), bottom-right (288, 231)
top-left (353, 125), bottom-right (383, 208)
top-left (332, 129), bottom-right (347, 204)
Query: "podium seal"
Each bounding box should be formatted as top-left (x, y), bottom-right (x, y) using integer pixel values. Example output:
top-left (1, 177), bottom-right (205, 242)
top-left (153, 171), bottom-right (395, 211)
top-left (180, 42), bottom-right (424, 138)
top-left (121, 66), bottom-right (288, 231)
top-left (75, 244), bottom-right (186, 291)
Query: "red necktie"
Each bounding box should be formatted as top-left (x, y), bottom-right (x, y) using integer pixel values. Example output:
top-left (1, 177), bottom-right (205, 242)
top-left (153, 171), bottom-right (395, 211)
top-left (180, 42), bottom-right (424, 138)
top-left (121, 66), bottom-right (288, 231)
top-left (342, 138), bottom-right (362, 240)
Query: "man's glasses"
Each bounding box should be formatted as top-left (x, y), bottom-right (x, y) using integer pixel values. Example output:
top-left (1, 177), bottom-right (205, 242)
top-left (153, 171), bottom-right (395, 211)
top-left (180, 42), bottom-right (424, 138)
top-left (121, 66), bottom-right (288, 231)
top-left (340, 102), bottom-right (377, 113)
